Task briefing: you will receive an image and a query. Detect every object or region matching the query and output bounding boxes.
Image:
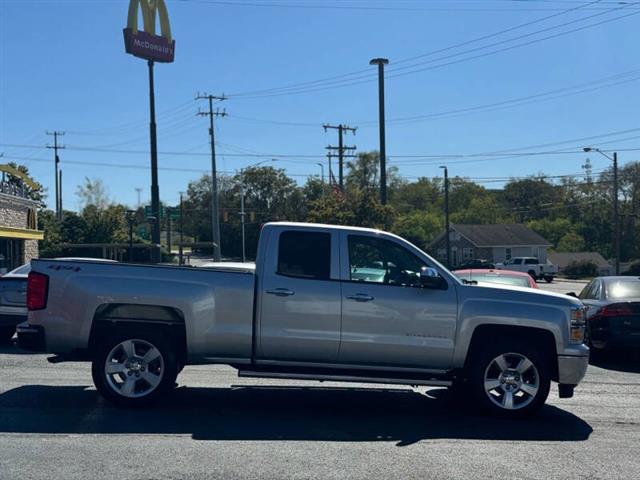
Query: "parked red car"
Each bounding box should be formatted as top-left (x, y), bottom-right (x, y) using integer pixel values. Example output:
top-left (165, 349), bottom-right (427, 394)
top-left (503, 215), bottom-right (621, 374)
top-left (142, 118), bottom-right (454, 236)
top-left (453, 268), bottom-right (538, 289)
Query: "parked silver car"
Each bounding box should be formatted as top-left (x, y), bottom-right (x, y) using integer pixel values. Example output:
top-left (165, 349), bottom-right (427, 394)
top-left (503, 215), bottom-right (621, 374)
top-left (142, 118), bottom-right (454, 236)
top-left (1, 258), bottom-right (117, 343)
top-left (0, 263), bottom-right (30, 343)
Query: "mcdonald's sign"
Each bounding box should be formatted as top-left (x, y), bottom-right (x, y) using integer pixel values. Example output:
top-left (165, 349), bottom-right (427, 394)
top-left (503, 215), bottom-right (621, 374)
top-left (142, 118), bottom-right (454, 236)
top-left (123, 0), bottom-right (175, 63)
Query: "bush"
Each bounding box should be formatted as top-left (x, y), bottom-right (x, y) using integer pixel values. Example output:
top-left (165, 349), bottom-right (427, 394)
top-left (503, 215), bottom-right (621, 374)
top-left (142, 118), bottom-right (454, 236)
top-left (624, 260), bottom-right (640, 276)
top-left (564, 260), bottom-right (598, 279)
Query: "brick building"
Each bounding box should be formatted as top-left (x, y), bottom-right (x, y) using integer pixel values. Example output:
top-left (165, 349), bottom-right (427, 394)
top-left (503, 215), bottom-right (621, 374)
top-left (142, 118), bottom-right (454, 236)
top-left (0, 167), bottom-right (43, 274)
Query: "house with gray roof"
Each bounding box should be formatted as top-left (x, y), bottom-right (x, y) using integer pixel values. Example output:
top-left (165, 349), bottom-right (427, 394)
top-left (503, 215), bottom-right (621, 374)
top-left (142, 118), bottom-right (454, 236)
top-left (428, 224), bottom-right (552, 268)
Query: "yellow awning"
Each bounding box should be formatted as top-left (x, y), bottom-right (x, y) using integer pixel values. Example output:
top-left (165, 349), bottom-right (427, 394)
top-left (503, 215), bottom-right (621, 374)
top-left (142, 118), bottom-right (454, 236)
top-left (0, 226), bottom-right (44, 240)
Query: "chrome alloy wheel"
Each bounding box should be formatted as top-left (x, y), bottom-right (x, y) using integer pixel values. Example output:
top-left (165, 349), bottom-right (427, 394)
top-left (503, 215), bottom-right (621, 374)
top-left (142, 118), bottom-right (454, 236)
top-left (483, 352), bottom-right (539, 410)
top-left (104, 339), bottom-right (164, 398)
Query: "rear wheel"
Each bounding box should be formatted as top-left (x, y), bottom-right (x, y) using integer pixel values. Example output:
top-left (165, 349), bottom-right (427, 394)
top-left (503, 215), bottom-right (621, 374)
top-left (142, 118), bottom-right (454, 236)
top-left (0, 326), bottom-right (15, 344)
top-left (544, 276), bottom-right (553, 283)
top-left (92, 330), bottom-right (178, 407)
top-left (468, 339), bottom-right (551, 418)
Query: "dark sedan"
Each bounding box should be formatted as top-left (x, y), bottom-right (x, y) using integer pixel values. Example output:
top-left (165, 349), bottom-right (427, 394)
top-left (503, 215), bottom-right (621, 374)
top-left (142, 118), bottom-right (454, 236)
top-left (575, 276), bottom-right (640, 351)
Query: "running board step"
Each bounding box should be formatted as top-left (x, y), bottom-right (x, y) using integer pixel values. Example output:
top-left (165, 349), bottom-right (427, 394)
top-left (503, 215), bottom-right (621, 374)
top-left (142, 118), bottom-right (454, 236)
top-left (238, 369), bottom-right (452, 387)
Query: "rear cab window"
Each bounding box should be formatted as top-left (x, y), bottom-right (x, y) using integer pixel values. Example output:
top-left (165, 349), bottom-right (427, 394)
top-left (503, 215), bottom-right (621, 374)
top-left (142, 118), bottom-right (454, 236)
top-left (277, 230), bottom-right (331, 280)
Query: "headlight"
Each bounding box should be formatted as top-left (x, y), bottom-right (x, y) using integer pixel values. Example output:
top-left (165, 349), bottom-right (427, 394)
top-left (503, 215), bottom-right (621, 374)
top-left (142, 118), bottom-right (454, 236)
top-left (569, 306), bottom-right (587, 344)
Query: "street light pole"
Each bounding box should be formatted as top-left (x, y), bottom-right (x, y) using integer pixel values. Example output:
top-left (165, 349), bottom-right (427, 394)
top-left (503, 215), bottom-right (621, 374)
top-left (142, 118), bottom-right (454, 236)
top-left (440, 166), bottom-right (451, 270)
top-left (148, 61), bottom-right (161, 261)
top-left (179, 192), bottom-right (185, 266)
top-left (317, 162), bottom-right (325, 185)
top-left (613, 151), bottom-right (620, 275)
top-left (369, 58), bottom-right (389, 205)
top-left (583, 147), bottom-right (620, 275)
top-left (126, 210), bottom-right (136, 262)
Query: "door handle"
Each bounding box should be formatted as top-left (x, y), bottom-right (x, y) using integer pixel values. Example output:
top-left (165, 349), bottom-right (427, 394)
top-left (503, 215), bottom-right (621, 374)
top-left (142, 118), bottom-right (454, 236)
top-left (266, 288), bottom-right (295, 297)
top-left (346, 293), bottom-right (374, 302)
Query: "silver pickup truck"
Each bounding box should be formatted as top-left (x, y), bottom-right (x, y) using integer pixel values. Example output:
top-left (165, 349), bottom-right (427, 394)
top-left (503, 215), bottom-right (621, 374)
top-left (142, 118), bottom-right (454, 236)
top-left (18, 222), bottom-right (589, 417)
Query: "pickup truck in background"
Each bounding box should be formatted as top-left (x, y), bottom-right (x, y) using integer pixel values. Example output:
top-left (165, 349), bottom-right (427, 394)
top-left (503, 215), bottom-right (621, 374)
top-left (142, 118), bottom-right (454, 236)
top-left (495, 257), bottom-right (558, 283)
top-left (18, 222), bottom-right (589, 417)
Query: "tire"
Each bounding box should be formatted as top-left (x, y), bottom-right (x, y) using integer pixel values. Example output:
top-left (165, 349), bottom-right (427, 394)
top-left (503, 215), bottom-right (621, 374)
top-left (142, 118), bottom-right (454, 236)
top-left (0, 326), bottom-right (15, 344)
top-left (468, 338), bottom-right (551, 418)
top-left (527, 270), bottom-right (537, 280)
top-left (91, 329), bottom-right (178, 407)
top-left (544, 276), bottom-right (553, 283)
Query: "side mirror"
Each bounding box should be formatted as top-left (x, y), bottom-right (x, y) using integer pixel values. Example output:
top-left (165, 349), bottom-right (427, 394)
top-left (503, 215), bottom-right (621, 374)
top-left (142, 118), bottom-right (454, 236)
top-left (566, 292), bottom-right (578, 298)
top-left (420, 267), bottom-right (448, 290)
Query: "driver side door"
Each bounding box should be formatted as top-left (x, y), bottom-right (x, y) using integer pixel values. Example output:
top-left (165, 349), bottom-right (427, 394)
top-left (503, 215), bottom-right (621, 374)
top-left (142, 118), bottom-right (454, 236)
top-left (338, 232), bottom-right (458, 370)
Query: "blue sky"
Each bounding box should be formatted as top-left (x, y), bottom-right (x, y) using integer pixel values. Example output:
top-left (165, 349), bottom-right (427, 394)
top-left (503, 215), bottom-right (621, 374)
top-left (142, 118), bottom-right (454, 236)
top-left (1, 0), bottom-right (639, 211)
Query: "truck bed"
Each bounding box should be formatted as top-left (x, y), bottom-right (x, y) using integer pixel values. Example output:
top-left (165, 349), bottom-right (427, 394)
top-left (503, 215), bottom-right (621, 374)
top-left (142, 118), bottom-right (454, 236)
top-left (27, 259), bottom-right (256, 361)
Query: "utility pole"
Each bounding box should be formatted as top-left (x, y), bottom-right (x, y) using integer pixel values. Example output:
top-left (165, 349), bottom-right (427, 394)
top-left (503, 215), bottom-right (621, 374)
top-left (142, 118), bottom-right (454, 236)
top-left (240, 183), bottom-right (246, 263)
top-left (613, 152), bottom-right (620, 275)
top-left (167, 209), bottom-right (172, 257)
top-left (46, 131), bottom-right (64, 220)
top-left (370, 58), bottom-right (389, 205)
top-left (440, 166), bottom-right (451, 269)
top-left (197, 93), bottom-right (227, 262)
top-left (583, 147), bottom-right (621, 275)
top-left (58, 170), bottom-right (63, 218)
top-left (323, 124), bottom-right (357, 189)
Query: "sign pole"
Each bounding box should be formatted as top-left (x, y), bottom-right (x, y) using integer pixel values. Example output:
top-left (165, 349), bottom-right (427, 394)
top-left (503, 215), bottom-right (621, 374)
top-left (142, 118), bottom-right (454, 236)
top-left (148, 59), bottom-right (161, 261)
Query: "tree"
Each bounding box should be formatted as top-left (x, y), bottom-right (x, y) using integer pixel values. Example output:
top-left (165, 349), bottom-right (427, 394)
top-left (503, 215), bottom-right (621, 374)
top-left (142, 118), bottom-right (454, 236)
top-left (345, 151), bottom-right (402, 198)
top-left (503, 176), bottom-right (561, 222)
top-left (76, 177), bottom-right (111, 210)
top-left (557, 232), bottom-right (586, 252)
top-left (4, 162), bottom-right (46, 209)
top-left (391, 177), bottom-right (441, 214)
top-left (392, 211), bottom-right (442, 249)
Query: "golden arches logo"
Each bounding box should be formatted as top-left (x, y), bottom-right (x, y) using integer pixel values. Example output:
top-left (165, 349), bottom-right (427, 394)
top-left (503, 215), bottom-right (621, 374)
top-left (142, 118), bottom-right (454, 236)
top-left (127, 0), bottom-right (172, 42)
top-left (123, 0), bottom-right (175, 63)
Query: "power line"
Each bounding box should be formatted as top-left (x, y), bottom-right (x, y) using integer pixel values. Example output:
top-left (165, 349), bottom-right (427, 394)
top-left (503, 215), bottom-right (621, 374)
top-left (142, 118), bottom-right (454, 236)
top-left (224, 68), bottom-right (640, 128)
top-left (178, 0), bottom-right (637, 14)
top-left (4, 127), bottom-right (640, 162)
top-left (227, 2), bottom-right (639, 98)
top-left (225, 0), bottom-right (603, 97)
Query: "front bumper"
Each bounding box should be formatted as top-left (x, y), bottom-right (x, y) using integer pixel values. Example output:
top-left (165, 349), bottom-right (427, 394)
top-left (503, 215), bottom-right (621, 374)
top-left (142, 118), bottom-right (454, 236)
top-left (16, 322), bottom-right (46, 352)
top-left (557, 354), bottom-right (589, 386)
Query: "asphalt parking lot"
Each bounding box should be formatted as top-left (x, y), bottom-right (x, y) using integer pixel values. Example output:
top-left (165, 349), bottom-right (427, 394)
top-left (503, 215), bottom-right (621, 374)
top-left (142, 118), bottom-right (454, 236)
top-left (0, 279), bottom-right (637, 480)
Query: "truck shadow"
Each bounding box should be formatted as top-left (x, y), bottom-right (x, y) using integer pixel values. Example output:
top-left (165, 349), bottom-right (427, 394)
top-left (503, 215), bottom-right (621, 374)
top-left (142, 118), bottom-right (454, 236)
top-left (0, 384), bottom-right (592, 445)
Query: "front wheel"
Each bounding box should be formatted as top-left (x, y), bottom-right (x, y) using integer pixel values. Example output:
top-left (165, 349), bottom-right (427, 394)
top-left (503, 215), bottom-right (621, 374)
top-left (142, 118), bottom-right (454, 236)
top-left (92, 331), bottom-right (178, 407)
top-left (469, 341), bottom-right (551, 418)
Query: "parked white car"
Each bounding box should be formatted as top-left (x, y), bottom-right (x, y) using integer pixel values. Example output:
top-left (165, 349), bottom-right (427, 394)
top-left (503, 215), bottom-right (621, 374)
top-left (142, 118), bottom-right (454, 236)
top-left (495, 257), bottom-right (558, 283)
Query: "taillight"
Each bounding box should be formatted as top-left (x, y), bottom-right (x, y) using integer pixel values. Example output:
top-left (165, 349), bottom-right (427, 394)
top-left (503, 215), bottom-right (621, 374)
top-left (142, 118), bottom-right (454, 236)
top-left (27, 272), bottom-right (49, 311)
top-left (600, 303), bottom-right (634, 317)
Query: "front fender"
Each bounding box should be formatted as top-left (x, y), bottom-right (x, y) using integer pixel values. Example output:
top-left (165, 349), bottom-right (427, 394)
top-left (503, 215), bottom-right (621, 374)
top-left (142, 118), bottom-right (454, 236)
top-left (452, 285), bottom-right (576, 368)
